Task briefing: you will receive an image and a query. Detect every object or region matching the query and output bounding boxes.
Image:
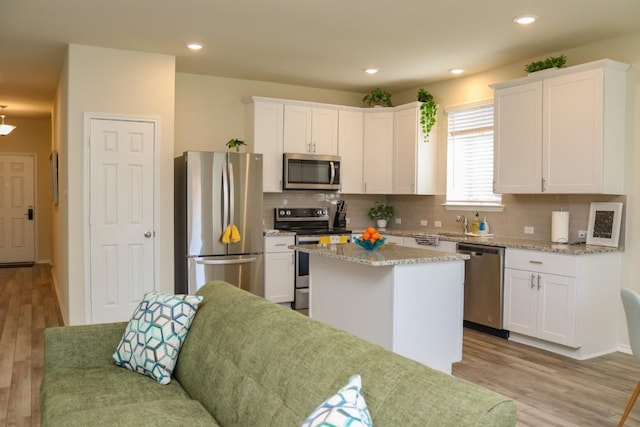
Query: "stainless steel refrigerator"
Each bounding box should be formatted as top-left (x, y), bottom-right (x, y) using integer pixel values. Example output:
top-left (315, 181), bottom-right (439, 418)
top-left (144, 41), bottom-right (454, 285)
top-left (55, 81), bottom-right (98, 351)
top-left (174, 151), bottom-right (264, 296)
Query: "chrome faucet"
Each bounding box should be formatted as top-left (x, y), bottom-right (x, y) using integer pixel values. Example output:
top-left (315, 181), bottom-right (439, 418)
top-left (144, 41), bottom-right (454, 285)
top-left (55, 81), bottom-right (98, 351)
top-left (456, 215), bottom-right (468, 234)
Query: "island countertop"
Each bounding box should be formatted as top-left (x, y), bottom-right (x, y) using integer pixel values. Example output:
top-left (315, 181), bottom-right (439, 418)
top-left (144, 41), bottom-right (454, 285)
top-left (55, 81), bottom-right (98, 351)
top-left (291, 242), bottom-right (469, 266)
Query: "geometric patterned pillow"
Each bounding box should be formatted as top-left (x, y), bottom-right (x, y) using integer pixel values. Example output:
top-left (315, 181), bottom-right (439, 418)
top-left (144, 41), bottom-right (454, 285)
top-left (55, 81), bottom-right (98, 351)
top-left (301, 374), bottom-right (373, 427)
top-left (112, 292), bottom-right (203, 385)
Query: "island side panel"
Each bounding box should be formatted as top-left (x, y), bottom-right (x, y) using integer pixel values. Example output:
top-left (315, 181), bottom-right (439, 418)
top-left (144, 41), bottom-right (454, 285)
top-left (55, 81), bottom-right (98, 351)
top-left (391, 261), bottom-right (465, 374)
top-left (309, 255), bottom-right (394, 350)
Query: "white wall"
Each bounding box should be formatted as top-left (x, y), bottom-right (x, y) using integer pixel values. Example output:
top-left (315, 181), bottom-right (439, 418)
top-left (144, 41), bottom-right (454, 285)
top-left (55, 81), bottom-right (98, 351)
top-left (174, 73), bottom-right (363, 155)
top-left (56, 44), bottom-right (175, 325)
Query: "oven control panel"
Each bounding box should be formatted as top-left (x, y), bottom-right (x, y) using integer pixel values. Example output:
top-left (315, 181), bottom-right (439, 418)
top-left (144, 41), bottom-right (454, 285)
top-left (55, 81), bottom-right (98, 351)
top-left (276, 207), bottom-right (329, 220)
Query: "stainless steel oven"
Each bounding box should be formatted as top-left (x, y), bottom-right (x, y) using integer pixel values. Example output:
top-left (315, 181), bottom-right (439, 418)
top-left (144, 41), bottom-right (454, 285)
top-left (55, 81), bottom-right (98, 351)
top-left (274, 207), bottom-right (351, 310)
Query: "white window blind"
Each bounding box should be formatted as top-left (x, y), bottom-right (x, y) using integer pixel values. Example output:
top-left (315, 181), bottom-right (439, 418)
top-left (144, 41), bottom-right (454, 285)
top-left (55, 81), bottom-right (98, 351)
top-left (446, 102), bottom-right (501, 204)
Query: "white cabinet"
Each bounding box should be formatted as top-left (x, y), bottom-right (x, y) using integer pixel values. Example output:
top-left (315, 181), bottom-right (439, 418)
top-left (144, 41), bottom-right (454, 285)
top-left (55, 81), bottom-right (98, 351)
top-left (338, 109), bottom-right (364, 194)
top-left (363, 110), bottom-right (393, 193)
top-left (504, 265), bottom-right (577, 347)
top-left (245, 98), bottom-right (284, 192)
top-left (264, 235), bottom-right (295, 304)
top-left (493, 59), bottom-right (628, 194)
top-left (283, 104), bottom-right (338, 155)
top-left (503, 248), bottom-right (621, 359)
top-left (393, 103), bottom-right (437, 194)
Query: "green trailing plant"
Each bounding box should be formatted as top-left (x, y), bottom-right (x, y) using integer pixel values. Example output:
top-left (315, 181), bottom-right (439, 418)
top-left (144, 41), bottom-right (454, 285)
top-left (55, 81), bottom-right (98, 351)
top-left (362, 88), bottom-right (393, 107)
top-left (524, 55), bottom-right (567, 73)
top-left (417, 88), bottom-right (437, 142)
top-left (368, 201), bottom-right (394, 221)
top-left (226, 138), bottom-right (246, 151)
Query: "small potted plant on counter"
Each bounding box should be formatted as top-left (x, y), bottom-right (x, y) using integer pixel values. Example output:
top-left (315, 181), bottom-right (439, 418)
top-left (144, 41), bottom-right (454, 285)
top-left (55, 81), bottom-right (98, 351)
top-left (368, 201), bottom-right (394, 229)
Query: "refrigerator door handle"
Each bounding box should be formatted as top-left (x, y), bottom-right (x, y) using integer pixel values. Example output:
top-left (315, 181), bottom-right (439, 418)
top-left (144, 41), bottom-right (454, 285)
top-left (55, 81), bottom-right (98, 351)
top-left (228, 161), bottom-right (235, 225)
top-left (196, 257), bottom-right (257, 265)
top-left (221, 163), bottom-right (229, 228)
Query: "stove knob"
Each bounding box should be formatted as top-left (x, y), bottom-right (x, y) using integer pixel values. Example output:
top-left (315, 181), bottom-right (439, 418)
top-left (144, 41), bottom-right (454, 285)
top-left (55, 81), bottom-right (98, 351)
top-left (279, 210), bottom-right (285, 216)
top-left (286, 210), bottom-right (291, 216)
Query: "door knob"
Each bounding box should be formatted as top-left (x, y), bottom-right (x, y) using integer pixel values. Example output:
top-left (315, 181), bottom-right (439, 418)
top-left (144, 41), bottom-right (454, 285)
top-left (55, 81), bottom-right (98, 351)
top-left (144, 231), bottom-right (152, 238)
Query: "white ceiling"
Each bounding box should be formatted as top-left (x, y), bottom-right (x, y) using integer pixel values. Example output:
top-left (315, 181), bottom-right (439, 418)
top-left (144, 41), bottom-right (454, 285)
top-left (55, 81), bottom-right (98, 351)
top-left (1, 0), bottom-right (640, 119)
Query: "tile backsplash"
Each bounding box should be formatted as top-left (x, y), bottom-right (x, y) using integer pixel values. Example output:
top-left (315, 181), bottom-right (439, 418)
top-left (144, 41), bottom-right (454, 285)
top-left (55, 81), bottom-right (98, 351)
top-left (263, 192), bottom-right (626, 246)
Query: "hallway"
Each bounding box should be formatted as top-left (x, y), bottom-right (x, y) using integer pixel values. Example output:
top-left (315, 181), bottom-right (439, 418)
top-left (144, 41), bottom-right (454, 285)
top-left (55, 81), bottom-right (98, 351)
top-left (0, 265), bottom-right (62, 426)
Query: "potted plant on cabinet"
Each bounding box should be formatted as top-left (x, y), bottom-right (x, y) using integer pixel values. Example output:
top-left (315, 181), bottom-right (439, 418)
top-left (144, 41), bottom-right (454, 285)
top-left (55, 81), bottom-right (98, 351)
top-left (226, 138), bottom-right (246, 152)
top-left (362, 88), bottom-right (393, 107)
top-left (524, 54), bottom-right (567, 74)
top-left (417, 88), bottom-right (437, 142)
top-left (368, 201), bottom-right (394, 229)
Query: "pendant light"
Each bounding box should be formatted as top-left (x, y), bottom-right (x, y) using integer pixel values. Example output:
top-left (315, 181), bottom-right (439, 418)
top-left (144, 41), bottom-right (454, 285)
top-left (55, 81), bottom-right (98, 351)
top-left (0, 106), bottom-right (16, 136)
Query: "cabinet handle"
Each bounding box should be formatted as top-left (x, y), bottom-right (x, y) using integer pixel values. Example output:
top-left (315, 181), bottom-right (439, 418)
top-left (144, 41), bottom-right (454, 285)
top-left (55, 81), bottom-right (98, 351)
top-left (274, 243), bottom-right (288, 247)
top-left (542, 177), bottom-right (547, 192)
top-left (537, 274), bottom-right (542, 290)
top-left (528, 260), bottom-right (543, 264)
top-left (530, 274), bottom-right (536, 289)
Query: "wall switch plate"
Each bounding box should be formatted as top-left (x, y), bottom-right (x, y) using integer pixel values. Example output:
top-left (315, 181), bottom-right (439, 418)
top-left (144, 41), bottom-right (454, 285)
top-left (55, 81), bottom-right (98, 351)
top-left (345, 217), bottom-right (350, 224)
top-left (420, 219), bottom-right (428, 226)
top-left (578, 230), bottom-right (587, 238)
top-left (395, 218), bottom-right (402, 224)
top-left (434, 221), bottom-right (442, 228)
top-left (524, 226), bottom-right (534, 234)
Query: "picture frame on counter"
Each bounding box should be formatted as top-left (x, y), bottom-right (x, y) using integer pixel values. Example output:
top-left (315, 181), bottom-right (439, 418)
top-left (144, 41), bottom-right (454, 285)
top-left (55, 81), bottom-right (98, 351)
top-left (586, 202), bottom-right (622, 247)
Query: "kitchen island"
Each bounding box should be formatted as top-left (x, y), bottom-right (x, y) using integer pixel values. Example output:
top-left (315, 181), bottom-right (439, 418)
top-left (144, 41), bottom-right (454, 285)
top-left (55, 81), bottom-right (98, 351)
top-left (293, 243), bottom-right (469, 374)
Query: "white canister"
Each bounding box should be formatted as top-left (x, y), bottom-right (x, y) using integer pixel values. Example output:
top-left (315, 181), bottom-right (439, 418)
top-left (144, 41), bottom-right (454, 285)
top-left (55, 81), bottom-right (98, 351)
top-left (551, 211), bottom-right (570, 243)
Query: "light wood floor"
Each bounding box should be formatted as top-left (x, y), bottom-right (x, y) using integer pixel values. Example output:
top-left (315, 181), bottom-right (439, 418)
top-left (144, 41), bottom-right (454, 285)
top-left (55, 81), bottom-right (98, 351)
top-left (2, 265), bottom-right (640, 426)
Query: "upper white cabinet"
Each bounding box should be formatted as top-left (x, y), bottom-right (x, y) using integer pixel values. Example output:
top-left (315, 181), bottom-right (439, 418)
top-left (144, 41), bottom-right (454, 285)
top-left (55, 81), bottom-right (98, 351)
top-left (283, 104), bottom-right (338, 155)
top-left (493, 59), bottom-right (629, 194)
top-left (363, 109), bottom-right (394, 194)
top-left (245, 97), bottom-right (284, 192)
top-left (338, 109), bottom-right (364, 194)
top-left (393, 102), bottom-right (437, 195)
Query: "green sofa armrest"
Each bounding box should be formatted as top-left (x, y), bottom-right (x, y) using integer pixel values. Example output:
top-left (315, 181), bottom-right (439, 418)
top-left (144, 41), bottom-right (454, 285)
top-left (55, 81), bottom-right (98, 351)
top-left (44, 322), bottom-right (128, 372)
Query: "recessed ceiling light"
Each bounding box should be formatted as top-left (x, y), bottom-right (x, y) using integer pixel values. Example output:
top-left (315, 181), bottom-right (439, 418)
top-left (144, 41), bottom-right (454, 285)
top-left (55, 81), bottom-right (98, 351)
top-left (363, 68), bottom-right (379, 75)
top-left (187, 43), bottom-right (204, 51)
top-left (514, 15), bottom-right (537, 25)
top-left (449, 68), bottom-right (464, 75)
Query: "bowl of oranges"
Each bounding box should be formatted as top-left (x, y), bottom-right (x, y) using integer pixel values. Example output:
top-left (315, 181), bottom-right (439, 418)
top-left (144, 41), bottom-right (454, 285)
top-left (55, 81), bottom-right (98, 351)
top-left (354, 227), bottom-right (386, 251)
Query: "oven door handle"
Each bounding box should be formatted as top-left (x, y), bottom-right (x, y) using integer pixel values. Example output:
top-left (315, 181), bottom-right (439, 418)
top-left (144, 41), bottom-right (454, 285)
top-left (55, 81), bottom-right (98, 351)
top-left (296, 236), bottom-right (320, 243)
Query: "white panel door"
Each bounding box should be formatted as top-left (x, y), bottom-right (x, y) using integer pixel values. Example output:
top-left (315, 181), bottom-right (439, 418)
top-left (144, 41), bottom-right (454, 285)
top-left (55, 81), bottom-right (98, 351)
top-left (89, 118), bottom-right (156, 323)
top-left (0, 155), bottom-right (35, 264)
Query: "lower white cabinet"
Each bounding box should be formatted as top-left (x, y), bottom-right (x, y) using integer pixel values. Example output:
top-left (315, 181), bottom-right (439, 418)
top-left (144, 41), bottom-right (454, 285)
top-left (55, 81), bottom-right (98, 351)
top-left (264, 235), bottom-right (295, 303)
top-left (503, 248), bottom-right (621, 359)
top-left (504, 267), bottom-right (577, 347)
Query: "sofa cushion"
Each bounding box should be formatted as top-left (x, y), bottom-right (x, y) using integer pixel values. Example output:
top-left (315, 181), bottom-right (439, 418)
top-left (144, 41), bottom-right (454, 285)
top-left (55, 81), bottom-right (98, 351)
top-left (301, 374), bottom-right (372, 427)
top-left (40, 365), bottom-right (217, 426)
top-left (113, 291), bottom-right (203, 384)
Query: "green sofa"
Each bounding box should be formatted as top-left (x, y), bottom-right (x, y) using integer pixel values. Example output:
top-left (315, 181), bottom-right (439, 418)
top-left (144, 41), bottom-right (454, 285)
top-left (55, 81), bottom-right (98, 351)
top-left (41, 281), bottom-right (516, 426)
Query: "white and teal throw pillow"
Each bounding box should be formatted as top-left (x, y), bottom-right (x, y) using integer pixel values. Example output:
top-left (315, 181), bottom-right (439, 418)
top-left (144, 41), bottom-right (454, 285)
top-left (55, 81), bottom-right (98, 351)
top-left (113, 291), bottom-right (203, 385)
top-left (301, 374), bottom-right (373, 427)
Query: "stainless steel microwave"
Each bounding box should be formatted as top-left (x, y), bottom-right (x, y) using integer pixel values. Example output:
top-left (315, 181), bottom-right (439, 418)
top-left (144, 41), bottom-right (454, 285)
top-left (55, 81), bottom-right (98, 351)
top-left (283, 153), bottom-right (341, 191)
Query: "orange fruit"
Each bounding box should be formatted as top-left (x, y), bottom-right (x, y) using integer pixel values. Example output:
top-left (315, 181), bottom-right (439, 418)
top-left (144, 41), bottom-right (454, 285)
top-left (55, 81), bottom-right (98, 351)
top-left (366, 226), bottom-right (376, 234)
top-left (369, 237), bottom-right (376, 243)
top-left (372, 232), bottom-right (381, 240)
top-left (362, 232), bottom-right (371, 239)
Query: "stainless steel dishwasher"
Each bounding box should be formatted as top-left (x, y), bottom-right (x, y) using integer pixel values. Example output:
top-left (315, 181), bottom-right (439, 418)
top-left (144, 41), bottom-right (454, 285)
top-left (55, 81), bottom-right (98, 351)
top-left (456, 242), bottom-right (508, 338)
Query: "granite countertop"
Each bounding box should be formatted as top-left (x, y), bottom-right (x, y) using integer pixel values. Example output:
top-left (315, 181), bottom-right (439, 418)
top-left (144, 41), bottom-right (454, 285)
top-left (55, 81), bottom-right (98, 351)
top-left (264, 230), bottom-right (296, 237)
top-left (291, 243), bottom-right (469, 267)
top-left (354, 228), bottom-right (622, 255)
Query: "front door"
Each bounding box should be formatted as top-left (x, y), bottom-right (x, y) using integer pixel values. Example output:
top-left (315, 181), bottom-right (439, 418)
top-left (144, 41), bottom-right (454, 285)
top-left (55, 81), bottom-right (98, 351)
top-left (0, 155), bottom-right (35, 264)
top-left (89, 117), bottom-right (156, 323)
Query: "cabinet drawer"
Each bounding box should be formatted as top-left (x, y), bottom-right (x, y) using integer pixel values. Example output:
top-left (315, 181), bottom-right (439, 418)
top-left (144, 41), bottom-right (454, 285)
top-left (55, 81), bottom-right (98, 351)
top-left (505, 248), bottom-right (576, 277)
top-left (265, 235), bottom-right (295, 253)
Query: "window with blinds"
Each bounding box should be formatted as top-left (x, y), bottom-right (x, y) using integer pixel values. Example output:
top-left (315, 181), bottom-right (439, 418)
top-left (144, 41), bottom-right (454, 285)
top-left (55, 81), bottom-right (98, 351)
top-left (446, 101), bottom-right (501, 205)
